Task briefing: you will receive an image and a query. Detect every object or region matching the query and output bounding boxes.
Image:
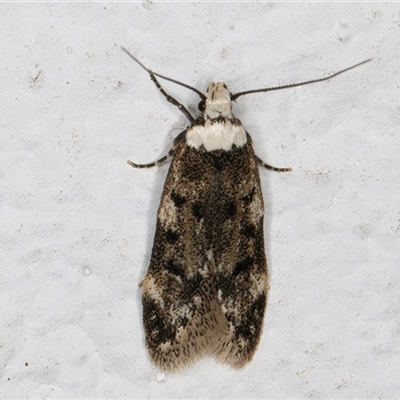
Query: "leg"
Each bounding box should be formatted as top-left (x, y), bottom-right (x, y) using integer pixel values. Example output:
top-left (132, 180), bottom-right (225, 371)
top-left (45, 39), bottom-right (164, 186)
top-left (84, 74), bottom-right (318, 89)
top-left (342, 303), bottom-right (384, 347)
top-left (120, 47), bottom-right (200, 124)
top-left (150, 74), bottom-right (195, 124)
top-left (127, 148), bottom-right (174, 169)
top-left (255, 155), bottom-right (292, 172)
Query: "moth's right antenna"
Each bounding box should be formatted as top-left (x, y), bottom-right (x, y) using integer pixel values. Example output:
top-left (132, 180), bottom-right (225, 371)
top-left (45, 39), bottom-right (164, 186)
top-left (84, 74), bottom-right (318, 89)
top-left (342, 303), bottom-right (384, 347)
top-left (231, 59), bottom-right (372, 101)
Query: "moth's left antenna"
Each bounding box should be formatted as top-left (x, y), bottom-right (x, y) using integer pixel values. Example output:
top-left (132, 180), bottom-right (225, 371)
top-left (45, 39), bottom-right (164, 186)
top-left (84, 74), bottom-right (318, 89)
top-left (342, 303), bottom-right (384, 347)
top-left (122, 47), bottom-right (205, 123)
top-left (121, 47), bottom-right (205, 99)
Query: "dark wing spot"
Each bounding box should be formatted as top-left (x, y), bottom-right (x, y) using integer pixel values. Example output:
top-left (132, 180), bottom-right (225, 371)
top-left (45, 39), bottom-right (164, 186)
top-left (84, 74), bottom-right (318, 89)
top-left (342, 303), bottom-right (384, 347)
top-left (242, 187), bottom-right (256, 206)
top-left (171, 190), bottom-right (186, 207)
top-left (223, 201), bottom-right (236, 221)
top-left (142, 297), bottom-right (177, 343)
top-left (165, 229), bottom-right (179, 244)
top-left (192, 201), bottom-right (205, 221)
top-left (240, 223), bottom-right (256, 238)
top-left (234, 293), bottom-right (266, 340)
top-left (165, 259), bottom-right (185, 280)
top-left (233, 256), bottom-right (254, 276)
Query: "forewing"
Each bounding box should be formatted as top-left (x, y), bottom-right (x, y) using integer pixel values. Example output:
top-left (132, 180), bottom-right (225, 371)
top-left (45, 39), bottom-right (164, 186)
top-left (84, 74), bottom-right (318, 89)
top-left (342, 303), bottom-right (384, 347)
top-left (141, 138), bottom-right (229, 371)
top-left (212, 134), bottom-right (268, 368)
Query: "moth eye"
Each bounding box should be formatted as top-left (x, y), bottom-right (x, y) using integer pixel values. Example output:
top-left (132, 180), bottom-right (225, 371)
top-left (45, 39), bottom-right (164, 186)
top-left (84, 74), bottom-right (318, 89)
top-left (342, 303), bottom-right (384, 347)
top-left (198, 99), bottom-right (205, 111)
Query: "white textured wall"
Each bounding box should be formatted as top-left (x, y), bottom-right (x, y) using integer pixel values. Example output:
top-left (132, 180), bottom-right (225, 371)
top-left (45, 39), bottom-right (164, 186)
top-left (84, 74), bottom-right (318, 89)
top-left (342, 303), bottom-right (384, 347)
top-left (1, 3), bottom-right (399, 398)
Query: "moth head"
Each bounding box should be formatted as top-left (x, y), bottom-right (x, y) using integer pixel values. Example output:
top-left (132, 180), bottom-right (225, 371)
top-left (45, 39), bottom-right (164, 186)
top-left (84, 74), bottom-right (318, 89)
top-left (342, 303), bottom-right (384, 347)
top-left (200, 81), bottom-right (232, 119)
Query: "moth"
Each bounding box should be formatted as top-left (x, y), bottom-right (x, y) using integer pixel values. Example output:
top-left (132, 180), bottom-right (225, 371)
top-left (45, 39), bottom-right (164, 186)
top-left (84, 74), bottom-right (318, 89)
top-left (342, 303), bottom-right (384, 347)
top-left (123, 48), bottom-right (370, 371)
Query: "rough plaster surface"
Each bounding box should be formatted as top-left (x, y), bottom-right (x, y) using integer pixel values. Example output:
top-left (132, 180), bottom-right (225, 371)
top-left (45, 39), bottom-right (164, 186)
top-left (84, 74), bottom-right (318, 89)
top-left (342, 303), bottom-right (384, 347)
top-left (1, 2), bottom-right (399, 399)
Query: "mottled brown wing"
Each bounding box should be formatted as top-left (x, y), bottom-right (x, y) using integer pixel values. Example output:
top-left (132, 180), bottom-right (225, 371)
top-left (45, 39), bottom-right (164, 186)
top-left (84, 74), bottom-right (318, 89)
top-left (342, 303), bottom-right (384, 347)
top-left (141, 133), bottom-right (268, 371)
top-left (212, 133), bottom-right (268, 368)
top-left (141, 135), bottom-right (228, 371)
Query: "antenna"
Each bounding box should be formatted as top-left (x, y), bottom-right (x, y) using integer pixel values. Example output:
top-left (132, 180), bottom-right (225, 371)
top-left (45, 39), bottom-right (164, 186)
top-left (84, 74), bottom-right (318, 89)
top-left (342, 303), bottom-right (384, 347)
top-left (121, 47), bottom-right (206, 100)
top-left (231, 59), bottom-right (372, 101)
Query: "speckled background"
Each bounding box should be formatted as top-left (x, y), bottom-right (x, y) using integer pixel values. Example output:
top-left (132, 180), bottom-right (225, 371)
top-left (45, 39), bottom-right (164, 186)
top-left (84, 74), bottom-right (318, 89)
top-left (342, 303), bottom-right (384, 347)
top-left (1, 2), bottom-right (399, 398)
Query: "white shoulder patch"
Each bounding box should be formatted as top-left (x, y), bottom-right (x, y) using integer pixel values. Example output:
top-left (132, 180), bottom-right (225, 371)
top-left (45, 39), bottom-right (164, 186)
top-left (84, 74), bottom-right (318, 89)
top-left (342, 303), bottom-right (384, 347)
top-left (186, 120), bottom-right (247, 151)
top-left (185, 81), bottom-right (247, 151)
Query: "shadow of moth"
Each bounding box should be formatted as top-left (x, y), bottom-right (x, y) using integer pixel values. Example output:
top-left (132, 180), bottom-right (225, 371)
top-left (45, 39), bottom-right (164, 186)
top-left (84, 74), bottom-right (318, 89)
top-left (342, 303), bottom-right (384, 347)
top-left (123, 47), bottom-right (370, 371)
